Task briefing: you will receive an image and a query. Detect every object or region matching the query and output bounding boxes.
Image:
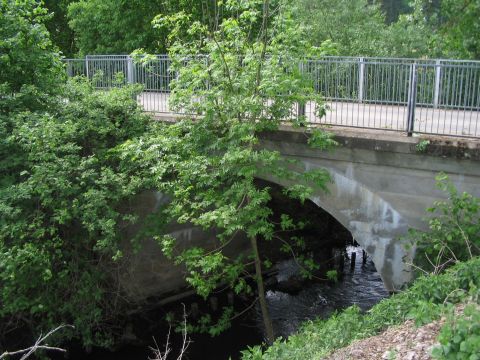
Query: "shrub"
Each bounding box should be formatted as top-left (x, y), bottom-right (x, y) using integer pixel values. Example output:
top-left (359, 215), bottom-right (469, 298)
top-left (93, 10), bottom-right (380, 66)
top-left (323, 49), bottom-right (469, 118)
top-left (0, 80), bottom-right (153, 348)
top-left (406, 173), bottom-right (480, 274)
top-left (432, 303), bottom-right (480, 360)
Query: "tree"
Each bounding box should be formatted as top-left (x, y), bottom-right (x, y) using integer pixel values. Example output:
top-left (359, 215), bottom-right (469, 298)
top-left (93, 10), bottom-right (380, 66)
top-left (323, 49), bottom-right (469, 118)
top-left (0, 0), bottom-right (64, 191)
top-left (43, 0), bottom-right (77, 57)
top-left (0, 0), bottom-right (63, 102)
top-left (0, 78), bottom-right (156, 349)
top-left (67, 0), bottom-right (222, 55)
top-left (293, 0), bottom-right (389, 57)
top-left (383, 1), bottom-right (439, 58)
top-left (438, 0), bottom-right (480, 59)
top-left (127, 0), bottom-right (336, 344)
top-left (384, 0), bottom-right (480, 60)
top-left (67, 0), bottom-right (165, 55)
top-left (405, 174), bottom-right (480, 275)
top-left (381, 0), bottom-right (410, 24)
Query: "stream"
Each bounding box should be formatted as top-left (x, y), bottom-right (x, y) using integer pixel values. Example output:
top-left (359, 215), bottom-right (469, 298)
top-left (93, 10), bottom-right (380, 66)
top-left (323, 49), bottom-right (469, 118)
top-left (67, 246), bottom-right (388, 360)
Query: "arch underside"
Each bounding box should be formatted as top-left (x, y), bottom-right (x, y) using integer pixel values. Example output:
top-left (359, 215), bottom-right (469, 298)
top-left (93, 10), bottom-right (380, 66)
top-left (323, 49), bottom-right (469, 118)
top-left (258, 163), bottom-right (415, 292)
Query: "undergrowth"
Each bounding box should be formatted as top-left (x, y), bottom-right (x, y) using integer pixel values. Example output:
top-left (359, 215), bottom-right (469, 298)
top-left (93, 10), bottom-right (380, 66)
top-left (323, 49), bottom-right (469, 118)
top-left (432, 302), bottom-right (480, 360)
top-left (241, 257), bottom-right (480, 360)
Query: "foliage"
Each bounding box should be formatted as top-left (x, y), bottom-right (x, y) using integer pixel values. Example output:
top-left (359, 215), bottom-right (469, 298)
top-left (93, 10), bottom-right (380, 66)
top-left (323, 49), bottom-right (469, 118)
top-left (242, 178), bottom-right (480, 358)
top-left (383, 0), bottom-right (480, 59)
top-left (0, 0), bottom-right (63, 101)
top-left (432, 303), bottom-right (480, 360)
top-left (241, 256), bottom-right (480, 359)
top-left (67, 0), bottom-right (234, 56)
top-left (295, 0), bottom-right (480, 59)
top-left (294, 0), bottom-right (390, 57)
top-left (383, 3), bottom-right (439, 58)
top-left (326, 269), bottom-right (338, 282)
top-left (127, 0), bottom-right (336, 343)
top-left (43, 0), bottom-right (76, 57)
top-left (1, 3), bottom-right (164, 349)
top-left (381, 0), bottom-right (411, 24)
top-left (292, 0), bottom-right (441, 59)
top-left (415, 139), bottom-right (430, 153)
top-left (67, 0), bottom-right (166, 55)
top-left (438, 0), bottom-right (480, 59)
top-left (0, 79), bottom-right (153, 348)
top-left (1, 0), bottom-right (64, 200)
top-left (405, 173), bottom-right (480, 274)
top-left (183, 307), bottom-right (235, 337)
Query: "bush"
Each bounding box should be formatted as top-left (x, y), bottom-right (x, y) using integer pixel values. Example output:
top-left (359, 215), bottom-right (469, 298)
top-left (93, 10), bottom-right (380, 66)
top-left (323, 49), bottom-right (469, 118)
top-left (0, 80), bottom-right (153, 348)
top-left (406, 174), bottom-right (480, 274)
top-left (432, 303), bottom-right (480, 360)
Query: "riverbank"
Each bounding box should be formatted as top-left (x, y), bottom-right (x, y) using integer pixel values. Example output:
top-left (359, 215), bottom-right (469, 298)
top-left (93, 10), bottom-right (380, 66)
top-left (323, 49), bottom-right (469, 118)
top-left (323, 301), bottom-right (477, 360)
top-left (241, 257), bottom-right (480, 360)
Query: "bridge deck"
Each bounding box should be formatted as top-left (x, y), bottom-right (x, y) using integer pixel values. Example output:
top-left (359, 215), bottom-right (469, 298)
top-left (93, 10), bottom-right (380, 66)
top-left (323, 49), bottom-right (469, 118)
top-left (138, 92), bottom-right (479, 138)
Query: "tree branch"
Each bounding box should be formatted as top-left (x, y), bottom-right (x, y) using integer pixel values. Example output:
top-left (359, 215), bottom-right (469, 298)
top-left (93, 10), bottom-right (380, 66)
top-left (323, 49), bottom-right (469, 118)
top-left (0, 325), bottom-right (74, 360)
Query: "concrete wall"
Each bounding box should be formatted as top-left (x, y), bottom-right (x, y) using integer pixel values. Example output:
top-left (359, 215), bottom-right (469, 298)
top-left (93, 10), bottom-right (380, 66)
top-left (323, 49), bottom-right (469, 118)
top-left (260, 128), bottom-right (480, 291)
top-left (118, 191), bottom-right (251, 303)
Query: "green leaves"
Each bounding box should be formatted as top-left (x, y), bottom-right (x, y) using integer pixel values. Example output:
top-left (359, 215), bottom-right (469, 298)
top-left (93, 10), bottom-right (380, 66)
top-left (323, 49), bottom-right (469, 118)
top-left (0, 80), bottom-right (153, 347)
top-left (432, 303), bottom-right (480, 360)
top-left (326, 269), bottom-right (338, 282)
top-left (68, 0), bottom-right (175, 55)
top-left (293, 0), bottom-right (390, 57)
top-left (125, 0), bottom-right (337, 338)
top-left (308, 128), bottom-right (338, 150)
top-left (0, 0), bottom-right (63, 96)
top-left (405, 173), bottom-right (480, 274)
top-left (283, 184), bottom-right (313, 204)
top-left (242, 256), bottom-right (480, 360)
top-left (185, 307), bottom-right (235, 337)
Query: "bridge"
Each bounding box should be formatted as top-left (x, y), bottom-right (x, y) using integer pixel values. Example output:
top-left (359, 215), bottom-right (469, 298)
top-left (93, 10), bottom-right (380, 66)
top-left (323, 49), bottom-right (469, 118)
top-left (63, 55), bottom-right (480, 299)
top-left (116, 128), bottom-right (479, 301)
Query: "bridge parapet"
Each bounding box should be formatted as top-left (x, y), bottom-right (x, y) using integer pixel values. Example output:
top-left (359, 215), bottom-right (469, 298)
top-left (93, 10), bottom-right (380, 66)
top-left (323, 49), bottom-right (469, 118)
top-left (64, 55), bottom-right (480, 138)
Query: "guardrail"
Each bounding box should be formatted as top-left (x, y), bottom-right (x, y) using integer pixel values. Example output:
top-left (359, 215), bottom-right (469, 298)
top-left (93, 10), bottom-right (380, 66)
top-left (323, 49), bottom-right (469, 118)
top-left (64, 55), bottom-right (480, 138)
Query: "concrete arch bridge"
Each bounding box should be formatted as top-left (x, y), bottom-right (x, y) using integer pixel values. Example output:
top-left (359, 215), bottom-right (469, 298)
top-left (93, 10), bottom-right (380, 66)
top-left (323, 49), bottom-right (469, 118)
top-left (119, 128), bottom-right (480, 301)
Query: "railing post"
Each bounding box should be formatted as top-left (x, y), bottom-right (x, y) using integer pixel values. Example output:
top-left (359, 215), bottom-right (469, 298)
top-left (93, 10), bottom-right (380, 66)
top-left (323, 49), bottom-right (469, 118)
top-left (85, 55), bottom-right (90, 79)
top-left (66, 60), bottom-right (73, 78)
top-left (297, 60), bottom-right (306, 119)
top-left (127, 56), bottom-right (135, 84)
top-left (433, 59), bottom-right (441, 108)
top-left (297, 102), bottom-right (306, 118)
top-left (358, 57), bottom-right (365, 103)
top-left (406, 63), bottom-right (417, 136)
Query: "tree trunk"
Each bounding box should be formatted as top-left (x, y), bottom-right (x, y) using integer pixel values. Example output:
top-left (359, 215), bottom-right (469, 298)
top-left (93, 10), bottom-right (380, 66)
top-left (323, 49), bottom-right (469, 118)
top-left (250, 235), bottom-right (274, 344)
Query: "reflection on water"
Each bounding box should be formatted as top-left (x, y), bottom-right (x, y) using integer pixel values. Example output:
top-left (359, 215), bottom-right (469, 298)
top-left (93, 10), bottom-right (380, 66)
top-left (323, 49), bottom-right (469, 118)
top-left (260, 246), bottom-right (389, 339)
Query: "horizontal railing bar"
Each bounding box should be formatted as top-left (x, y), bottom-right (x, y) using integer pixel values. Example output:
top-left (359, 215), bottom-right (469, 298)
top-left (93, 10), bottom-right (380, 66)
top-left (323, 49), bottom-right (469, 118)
top-left (63, 55), bottom-right (480, 64)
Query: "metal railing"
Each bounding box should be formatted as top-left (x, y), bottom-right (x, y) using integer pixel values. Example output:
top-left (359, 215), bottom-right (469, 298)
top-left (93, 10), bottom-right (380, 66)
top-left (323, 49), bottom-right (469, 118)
top-left (63, 55), bottom-right (480, 138)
